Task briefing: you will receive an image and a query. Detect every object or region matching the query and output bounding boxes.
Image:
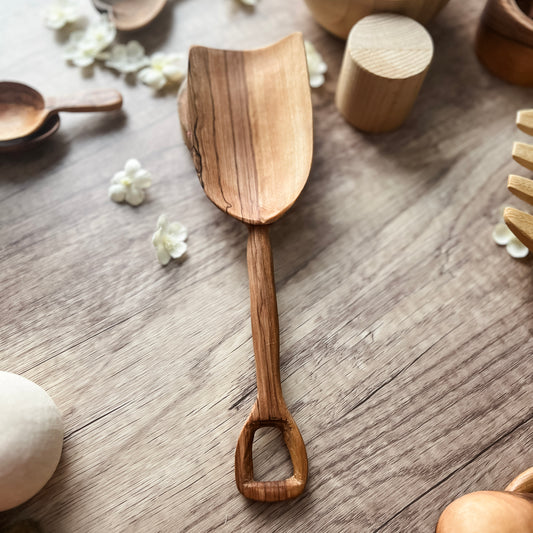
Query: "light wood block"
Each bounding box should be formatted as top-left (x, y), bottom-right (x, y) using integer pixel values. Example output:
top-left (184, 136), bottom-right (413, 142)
top-left (303, 0), bottom-right (449, 39)
top-left (335, 14), bottom-right (433, 133)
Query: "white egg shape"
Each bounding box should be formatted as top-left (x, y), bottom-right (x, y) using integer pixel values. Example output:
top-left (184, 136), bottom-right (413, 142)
top-left (0, 371), bottom-right (63, 511)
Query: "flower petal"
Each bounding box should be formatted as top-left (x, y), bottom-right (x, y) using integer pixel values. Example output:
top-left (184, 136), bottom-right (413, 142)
top-left (492, 223), bottom-right (514, 245)
top-left (125, 159), bottom-right (141, 174)
top-left (133, 168), bottom-right (152, 188)
top-left (111, 170), bottom-right (126, 184)
top-left (167, 239), bottom-right (187, 259)
top-left (156, 245), bottom-right (171, 266)
top-left (506, 236), bottom-right (529, 258)
top-left (139, 67), bottom-right (167, 90)
top-left (167, 222), bottom-right (187, 241)
top-left (125, 187), bottom-right (145, 206)
top-left (156, 214), bottom-right (169, 230)
top-left (309, 74), bottom-right (325, 88)
top-left (109, 184), bottom-right (126, 203)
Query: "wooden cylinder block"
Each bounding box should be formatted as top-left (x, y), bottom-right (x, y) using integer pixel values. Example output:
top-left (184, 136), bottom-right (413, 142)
top-left (475, 0), bottom-right (533, 86)
top-left (303, 0), bottom-right (449, 39)
top-left (335, 14), bottom-right (433, 133)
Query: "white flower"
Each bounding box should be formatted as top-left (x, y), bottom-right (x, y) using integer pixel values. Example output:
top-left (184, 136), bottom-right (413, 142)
top-left (152, 214), bottom-right (188, 266)
top-left (44, 0), bottom-right (80, 29)
top-left (304, 40), bottom-right (327, 88)
top-left (64, 15), bottom-right (116, 67)
top-left (138, 52), bottom-right (186, 90)
top-left (492, 221), bottom-right (529, 258)
top-left (109, 159), bottom-right (152, 206)
top-left (104, 41), bottom-right (150, 74)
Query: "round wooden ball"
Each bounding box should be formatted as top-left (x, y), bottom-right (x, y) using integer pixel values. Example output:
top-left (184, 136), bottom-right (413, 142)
top-left (303, 0), bottom-right (449, 39)
top-left (335, 14), bottom-right (433, 133)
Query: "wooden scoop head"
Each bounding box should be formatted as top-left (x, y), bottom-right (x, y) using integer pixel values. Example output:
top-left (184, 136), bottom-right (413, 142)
top-left (186, 33), bottom-right (313, 225)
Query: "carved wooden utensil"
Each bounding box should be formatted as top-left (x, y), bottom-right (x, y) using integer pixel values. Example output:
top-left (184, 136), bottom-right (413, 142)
top-left (436, 468), bottom-right (533, 532)
top-left (92, 0), bottom-right (167, 31)
top-left (179, 33), bottom-right (312, 501)
top-left (0, 82), bottom-right (122, 142)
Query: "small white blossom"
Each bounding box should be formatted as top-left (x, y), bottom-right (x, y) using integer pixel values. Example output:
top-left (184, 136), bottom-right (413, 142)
top-left (104, 41), bottom-right (150, 74)
top-left (492, 221), bottom-right (529, 258)
top-left (44, 0), bottom-right (80, 29)
top-left (139, 52), bottom-right (186, 90)
top-left (109, 159), bottom-right (152, 206)
top-left (152, 214), bottom-right (188, 266)
top-left (304, 40), bottom-right (327, 88)
top-left (64, 15), bottom-right (116, 67)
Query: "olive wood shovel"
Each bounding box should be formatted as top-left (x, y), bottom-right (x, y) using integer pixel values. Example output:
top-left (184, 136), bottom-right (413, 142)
top-left (178, 33), bottom-right (312, 502)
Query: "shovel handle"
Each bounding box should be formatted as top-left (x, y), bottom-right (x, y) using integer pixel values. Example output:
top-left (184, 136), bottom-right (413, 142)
top-left (234, 225), bottom-right (307, 502)
top-left (45, 89), bottom-right (123, 114)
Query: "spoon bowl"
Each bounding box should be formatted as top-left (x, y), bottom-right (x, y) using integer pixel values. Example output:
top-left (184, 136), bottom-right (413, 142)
top-left (0, 82), bottom-right (122, 142)
top-left (92, 0), bottom-right (167, 31)
top-left (0, 114), bottom-right (60, 154)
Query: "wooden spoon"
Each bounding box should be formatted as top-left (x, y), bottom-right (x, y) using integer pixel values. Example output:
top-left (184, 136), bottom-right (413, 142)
top-left (436, 468), bottom-right (533, 532)
top-left (0, 82), bottom-right (122, 142)
top-left (0, 115), bottom-right (60, 154)
top-left (92, 0), bottom-right (167, 31)
top-left (180, 33), bottom-right (312, 501)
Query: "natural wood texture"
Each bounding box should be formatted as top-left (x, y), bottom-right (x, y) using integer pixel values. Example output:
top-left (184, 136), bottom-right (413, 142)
top-left (303, 0), bottom-right (449, 39)
top-left (92, 0), bottom-right (167, 31)
top-left (0, 116), bottom-right (60, 154)
top-left (184, 33), bottom-right (311, 501)
top-left (517, 108), bottom-right (533, 135)
top-left (475, 0), bottom-right (533, 86)
top-left (436, 491), bottom-right (533, 532)
top-left (2, 0), bottom-right (533, 530)
top-left (436, 468), bottom-right (533, 532)
top-left (186, 34), bottom-right (312, 225)
top-left (234, 225), bottom-right (307, 502)
top-left (0, 82), bottom-right (122, 142)
top-left (335, 14), bottom-right (433, 132)
top-left (507, 467), bottom-right (533, 492)
top-left (512, 140), bottom-right (533, 171)
top-left (0, 522), bottom-right (41, 533)
top-left (504, 206), bottom-right (533, 250)
top-left (508, 174), bottom-right (533, 204)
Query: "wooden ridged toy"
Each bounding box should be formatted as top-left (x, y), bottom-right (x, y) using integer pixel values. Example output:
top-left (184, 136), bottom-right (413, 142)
top-left (475, 0), bottom-right (533, 86)
top-left (303, 0), bottom-right (449, 39)
top-left (335, 14), bottom-right (433, 132)
top-left (503, 109), bottom-right (533, 250)
top-left (178, 34), bottom-right (311, 502)
top-left (436, 468), bottom-right (533, 532)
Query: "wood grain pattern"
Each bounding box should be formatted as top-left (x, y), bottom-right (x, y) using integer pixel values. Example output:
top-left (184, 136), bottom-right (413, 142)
top-left (504, 207), bottom-right (533, 250)
top-left (1, 0), bottom-right (533, 530)
top-left (335, 14), bottom-right (433, 132)
top-left (517, 109), bottom-right (533, 135)
top-left (475, 0), bottom-right (533, 85)
top-left (186, 34), bottom-right (312, 225)
top-left (508, 174), bottom-right (533, 204)
top-left (302, 0), bottom-right (450, 39)
top-left (185, 34), bottom-right (311, 500)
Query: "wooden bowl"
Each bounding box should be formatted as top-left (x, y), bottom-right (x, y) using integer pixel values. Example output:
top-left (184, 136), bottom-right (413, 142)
top-left (475, 0), bottom-right (533, 86)
top-left (303, 0), bottom-right (450, 39)
top-left (0, 114), bottom-right (60, 154)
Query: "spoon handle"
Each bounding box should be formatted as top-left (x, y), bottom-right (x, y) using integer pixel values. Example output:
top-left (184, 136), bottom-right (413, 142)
top-left (234, 224), bottom-right (307, 502)
top-left (44, 89), bottom-right (122, 114)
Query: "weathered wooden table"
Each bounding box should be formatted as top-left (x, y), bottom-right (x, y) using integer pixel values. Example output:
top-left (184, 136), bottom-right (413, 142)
top-left (1, 0), bottom-right (532, 531)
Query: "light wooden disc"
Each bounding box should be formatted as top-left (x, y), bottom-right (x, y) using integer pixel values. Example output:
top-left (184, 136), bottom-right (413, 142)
top-left (348, 14), bottom-right (433, 79)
